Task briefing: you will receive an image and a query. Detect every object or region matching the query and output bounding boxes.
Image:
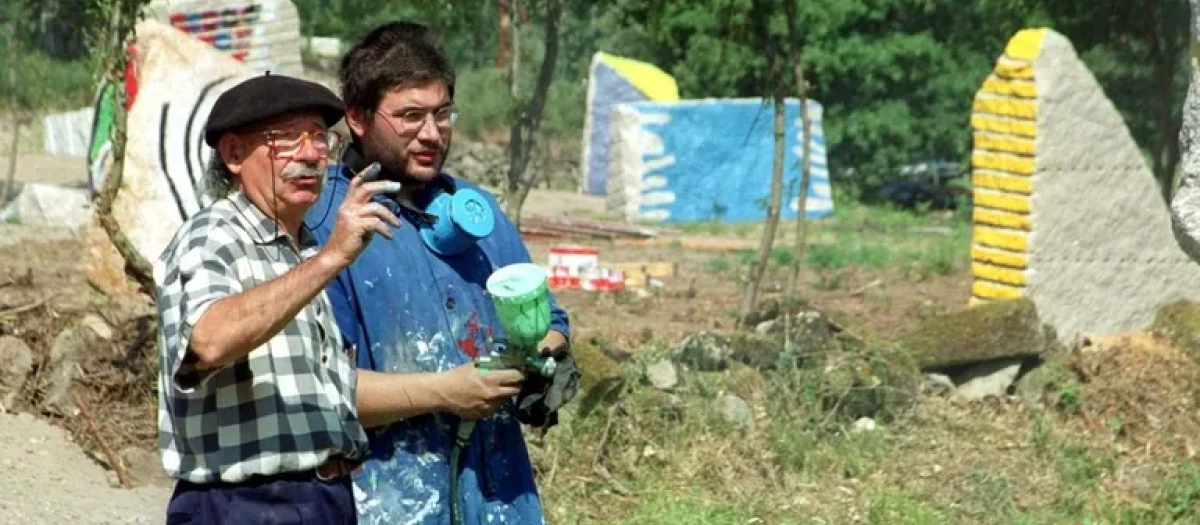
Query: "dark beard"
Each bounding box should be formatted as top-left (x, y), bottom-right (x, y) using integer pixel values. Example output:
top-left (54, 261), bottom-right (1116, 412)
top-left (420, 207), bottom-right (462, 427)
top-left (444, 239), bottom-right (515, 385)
top-left (362, 127), bottom-right (451, 186)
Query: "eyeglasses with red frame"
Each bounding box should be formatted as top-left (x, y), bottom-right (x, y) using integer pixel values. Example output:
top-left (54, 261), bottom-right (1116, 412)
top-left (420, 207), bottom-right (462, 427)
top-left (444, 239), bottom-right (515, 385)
top-left (261, 129), bottom-right (343, 159)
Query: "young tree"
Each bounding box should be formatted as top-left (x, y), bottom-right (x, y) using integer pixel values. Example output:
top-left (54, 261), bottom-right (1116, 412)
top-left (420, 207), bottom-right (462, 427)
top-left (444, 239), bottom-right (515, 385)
top-left (737, 0), bottom-right (785, 329)
top-left (1, 1), bottom-right (21, 208)
top-left (781, 0), bottom-right (812, 348)
top-left (90, 0), bottom-right (154, 294)
top-left (504, 0), bottom-right (562, 224)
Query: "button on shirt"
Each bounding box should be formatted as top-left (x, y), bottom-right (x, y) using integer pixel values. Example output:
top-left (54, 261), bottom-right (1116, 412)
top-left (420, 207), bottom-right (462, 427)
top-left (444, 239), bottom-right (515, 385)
top-left (154, 191), bottom-right (369, 484)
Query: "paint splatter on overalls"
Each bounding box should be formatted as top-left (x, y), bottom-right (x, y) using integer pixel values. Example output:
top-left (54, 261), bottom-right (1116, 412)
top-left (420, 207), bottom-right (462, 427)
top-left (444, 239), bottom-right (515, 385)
top-left (304, 166), bottom-right (570, 525)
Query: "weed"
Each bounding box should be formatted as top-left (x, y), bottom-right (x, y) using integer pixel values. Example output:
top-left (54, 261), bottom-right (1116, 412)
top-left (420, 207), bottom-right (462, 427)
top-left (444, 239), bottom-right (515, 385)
top-left (1057, 382), bottom-right (1084, 414)
top-left (619, 492), bottom-right (760, 525)
top-left (965, 470), bottom-right (1018, 519)
top-left (706, 257), bottom-right (731, 274)
top-left (868, 493), bottom-right (956, 524)
top-left (769, 246), bottom-right (795, 267)
top-left (1163, 463), bottom-right (1200, 520)
top-left (1030, 411), bottom-right (1053, 457)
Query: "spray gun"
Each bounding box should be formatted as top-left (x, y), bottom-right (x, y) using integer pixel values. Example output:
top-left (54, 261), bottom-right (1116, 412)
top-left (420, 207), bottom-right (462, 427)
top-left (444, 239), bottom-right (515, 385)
top-left (449, 262), bottom-right (556, 525)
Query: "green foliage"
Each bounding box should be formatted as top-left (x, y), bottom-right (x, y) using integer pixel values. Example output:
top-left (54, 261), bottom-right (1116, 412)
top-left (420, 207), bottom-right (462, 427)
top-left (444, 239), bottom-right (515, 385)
top-left (868, 494), bottom-right (958, 524)
top-left (4, 0), bottom-right (1190, 200)
top-left (0, 46), bottom-right (96, 112)
top-left (0, 0), bottom-right (97, 113)
top-left (292, 0), bottom-right (500, 70)
top-left (617, 492), bottom-right (760, 525)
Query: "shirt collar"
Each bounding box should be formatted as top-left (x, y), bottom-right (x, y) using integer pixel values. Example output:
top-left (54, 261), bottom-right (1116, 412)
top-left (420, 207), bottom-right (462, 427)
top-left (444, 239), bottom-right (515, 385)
top-left (229, 190), bottom-right (318, 249)
top-left (338, 139), bottom-right (455, 225)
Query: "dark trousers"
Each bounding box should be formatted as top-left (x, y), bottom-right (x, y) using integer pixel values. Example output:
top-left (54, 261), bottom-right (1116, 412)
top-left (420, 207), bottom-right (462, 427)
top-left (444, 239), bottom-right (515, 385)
top-left (166, 472), bottom-right (357, 525)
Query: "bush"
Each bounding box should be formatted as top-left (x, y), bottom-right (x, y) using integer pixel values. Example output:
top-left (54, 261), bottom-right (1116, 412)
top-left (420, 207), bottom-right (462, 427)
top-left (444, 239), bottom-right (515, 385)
top-left (0, 42), bottom-right (96, 112)
top-left (453, 65), bottom-right (585, 143)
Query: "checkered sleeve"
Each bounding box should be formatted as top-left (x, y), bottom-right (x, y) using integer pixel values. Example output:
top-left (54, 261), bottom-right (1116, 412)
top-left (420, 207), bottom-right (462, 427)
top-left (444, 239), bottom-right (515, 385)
top-left (164, 214), bottom-right (246, 391)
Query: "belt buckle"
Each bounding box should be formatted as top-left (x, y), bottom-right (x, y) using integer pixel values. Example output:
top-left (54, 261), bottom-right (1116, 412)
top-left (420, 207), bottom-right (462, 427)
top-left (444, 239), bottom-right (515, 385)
top-left (315, 459), bottom-right (342, 481)
top-left (315, 458), bottom-right (362, 481)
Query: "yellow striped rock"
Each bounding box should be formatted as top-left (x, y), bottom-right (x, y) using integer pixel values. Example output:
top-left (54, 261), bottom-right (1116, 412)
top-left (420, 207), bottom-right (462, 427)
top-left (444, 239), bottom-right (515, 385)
top-left (969, 28), bottom-right (1200, 343)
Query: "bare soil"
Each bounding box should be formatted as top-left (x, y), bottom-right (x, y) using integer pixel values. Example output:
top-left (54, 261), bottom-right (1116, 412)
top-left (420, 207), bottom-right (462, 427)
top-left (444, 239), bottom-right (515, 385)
top-left (0, 411), bottom-right (166, 525)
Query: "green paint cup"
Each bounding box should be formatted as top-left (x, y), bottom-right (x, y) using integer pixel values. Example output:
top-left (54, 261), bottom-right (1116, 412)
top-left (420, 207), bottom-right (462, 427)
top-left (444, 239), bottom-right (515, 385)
top-left (486, 263), bottom-right (552, 351)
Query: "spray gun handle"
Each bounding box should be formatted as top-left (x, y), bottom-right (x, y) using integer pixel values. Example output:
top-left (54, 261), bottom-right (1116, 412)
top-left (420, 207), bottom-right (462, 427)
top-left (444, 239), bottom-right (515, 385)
top-left (476, 342), bottom-right (556, 378)
top-left (526, 353), bottom-right (557, 377)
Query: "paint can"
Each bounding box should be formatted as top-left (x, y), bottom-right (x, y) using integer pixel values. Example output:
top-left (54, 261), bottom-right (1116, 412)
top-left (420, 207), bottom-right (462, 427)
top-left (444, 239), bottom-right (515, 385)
top-left (486, 263), bottom-right (552, 351)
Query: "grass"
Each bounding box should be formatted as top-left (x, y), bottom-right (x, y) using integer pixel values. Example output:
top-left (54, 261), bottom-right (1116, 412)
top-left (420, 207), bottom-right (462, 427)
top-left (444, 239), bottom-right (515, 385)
top-left (697, 198), bottom-right (971, 286)
top-left (534, 337), bottom-right (1200, 525)
top-left (868, 494), bottom-right (958, 524)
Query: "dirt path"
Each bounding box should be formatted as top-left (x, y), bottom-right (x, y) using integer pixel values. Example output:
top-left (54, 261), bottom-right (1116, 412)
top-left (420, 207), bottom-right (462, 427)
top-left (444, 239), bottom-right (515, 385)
top-left (2, 154), bottom-right (89, 188)
top-left (0, 411), bottom-right (168, 524)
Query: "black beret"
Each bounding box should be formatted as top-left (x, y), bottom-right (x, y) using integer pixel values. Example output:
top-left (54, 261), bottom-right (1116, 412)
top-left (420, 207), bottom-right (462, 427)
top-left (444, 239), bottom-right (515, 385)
top-left (203, 72), bottom-right (345, 148)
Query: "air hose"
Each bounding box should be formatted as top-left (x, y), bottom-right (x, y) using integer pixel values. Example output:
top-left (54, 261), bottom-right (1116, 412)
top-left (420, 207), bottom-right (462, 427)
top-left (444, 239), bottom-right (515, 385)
top-left (449, 419), bottom-right (476, 525)
top-left (448, 350), bottom-right (556, 525)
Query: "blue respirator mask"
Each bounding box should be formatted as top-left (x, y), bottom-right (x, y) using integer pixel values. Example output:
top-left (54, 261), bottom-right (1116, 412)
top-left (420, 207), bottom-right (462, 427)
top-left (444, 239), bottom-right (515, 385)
top-left (417, 185), bottom-right (496, 255)
top-left (342, 145), bottom-right (495, 255)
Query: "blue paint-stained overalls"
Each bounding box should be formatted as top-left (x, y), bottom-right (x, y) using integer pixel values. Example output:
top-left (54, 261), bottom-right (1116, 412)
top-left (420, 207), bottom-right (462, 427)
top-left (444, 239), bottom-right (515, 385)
top-left (303, 164), bottom-right (570, 525)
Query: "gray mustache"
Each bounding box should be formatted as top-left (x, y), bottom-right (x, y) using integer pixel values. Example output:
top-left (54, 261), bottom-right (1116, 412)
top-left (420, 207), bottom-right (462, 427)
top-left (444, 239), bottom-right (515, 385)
top-left (281, 164), bottom-right (324, 180)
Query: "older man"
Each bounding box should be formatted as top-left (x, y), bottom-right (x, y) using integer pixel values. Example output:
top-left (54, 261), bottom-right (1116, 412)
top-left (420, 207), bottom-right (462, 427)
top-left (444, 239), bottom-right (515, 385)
top-left (154, 73), bottom-right (402, 525)
top-left (304, 22), bottom-right (577, 525)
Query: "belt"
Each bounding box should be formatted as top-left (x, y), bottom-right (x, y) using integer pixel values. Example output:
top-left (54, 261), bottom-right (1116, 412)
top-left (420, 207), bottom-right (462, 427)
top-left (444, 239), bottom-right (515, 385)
top-left (313, 457), bottom-right (363, 481)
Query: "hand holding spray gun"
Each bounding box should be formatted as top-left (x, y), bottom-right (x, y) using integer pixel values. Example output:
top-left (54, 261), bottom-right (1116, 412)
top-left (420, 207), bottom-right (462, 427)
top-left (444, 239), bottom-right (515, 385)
top-left (450, 262), bottom-right (557, 525)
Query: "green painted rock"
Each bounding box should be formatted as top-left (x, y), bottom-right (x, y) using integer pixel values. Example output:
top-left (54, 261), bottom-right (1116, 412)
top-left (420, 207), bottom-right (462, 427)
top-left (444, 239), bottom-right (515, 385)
top-left (896, 298), bottom-right (1060, 369)
top-left (571, 340), bottom-right (626, 418)
top-left (1151, 300), bottom-right (1200, 361)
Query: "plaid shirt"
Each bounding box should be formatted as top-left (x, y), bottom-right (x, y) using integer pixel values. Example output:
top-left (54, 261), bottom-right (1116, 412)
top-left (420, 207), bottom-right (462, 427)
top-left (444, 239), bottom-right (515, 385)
top-left (153, 191), bottom-right (368, 484)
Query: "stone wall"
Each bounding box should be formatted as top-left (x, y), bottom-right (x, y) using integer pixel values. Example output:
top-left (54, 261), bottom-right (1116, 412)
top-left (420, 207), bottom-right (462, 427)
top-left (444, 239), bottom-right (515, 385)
top-left (579, 52), bottom-right (679, 196)
top-left (606, 98), bottom-right (834, 223)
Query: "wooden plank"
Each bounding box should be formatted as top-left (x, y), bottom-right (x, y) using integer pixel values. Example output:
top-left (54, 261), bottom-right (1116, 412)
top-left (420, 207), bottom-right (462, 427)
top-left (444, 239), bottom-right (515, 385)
top-left (617, 237), bottom-right (761, 251)
top-left (973, 189), bottom-right (1031, 214)
top-left (970, 114), bottom-right (1037, 138)
top-left (612, 261), bottom-right (677, 279)
top-left (973, 97), bottom-right (1037, 120)
top-left (971, 151), bottom-right (1036, 176)
top-left (973, 132), bottom-right (1036, 156)
top-left (973, 171), bottom-right (1033, 194)
top-left (980, 77), bottom-right (1037, 99)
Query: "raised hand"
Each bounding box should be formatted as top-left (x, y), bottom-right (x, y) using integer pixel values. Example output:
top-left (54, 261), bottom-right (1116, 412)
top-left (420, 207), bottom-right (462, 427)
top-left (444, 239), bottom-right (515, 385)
top-left (321, 162), bottom-right (403, 268)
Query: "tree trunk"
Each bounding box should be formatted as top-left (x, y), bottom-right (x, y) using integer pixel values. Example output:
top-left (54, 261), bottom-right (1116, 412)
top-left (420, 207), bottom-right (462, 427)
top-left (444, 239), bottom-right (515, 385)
top-left (2, 2), bottom-right (20, 208)
top-left (782, 0), bottom-right (812, 349)
top-left (738, 0), bottom-right (785, 330)
top-left (93, 0), bottom-right (155, 295)
top-left (1145, 0), bottom-right (1184, 202)
top-left (3, 122), bottom-right (17, 208)
top-left (505, 0), bottom-right (522, 213)
top-left (504, 0), bottom-right (561, 226)
top-left (497, 0), bottom-right (510, 69)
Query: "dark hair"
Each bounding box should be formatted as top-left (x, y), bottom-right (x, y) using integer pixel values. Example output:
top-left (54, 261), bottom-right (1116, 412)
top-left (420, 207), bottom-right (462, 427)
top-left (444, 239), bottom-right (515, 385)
top-left (339, 21), bottom-right (456, 115)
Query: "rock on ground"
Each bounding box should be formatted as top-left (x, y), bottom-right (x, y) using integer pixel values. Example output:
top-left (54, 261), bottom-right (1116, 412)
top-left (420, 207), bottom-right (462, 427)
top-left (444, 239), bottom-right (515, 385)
top-left (0, 411), bottom-right (168, 525)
